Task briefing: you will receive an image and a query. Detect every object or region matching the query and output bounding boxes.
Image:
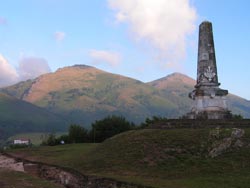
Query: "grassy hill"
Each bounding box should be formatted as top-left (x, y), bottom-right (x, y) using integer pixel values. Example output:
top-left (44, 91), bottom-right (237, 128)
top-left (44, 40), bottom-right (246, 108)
top-left (0, 93), bottom-right (68, 141)
top-left (8, 127), bottom-right (250, 188)
top-left (1, 65), bottom-right (250, 127)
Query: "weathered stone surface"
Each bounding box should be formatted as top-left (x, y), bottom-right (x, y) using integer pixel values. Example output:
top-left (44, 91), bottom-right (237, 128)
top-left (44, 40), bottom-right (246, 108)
top-left (233, 139), bottom-right (244, 148)
top-left (209, 137), bottom-right (232, 158)
top-left (0, 154), bottom-right (24, 172)
top-left (188, 21), bottom-right (231, 119)
top-left (231, 128), bottom-right (245, 138)
top-left (39, 165), bottom-right (84, 188)
top-left (196, 21), bottom-right (219, 87)
top-left (208, 128), bottom-right (245, 158)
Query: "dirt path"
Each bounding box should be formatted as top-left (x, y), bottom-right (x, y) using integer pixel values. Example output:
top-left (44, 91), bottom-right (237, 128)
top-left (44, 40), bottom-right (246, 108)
top-left (0, 154), bottom-right (24, 172)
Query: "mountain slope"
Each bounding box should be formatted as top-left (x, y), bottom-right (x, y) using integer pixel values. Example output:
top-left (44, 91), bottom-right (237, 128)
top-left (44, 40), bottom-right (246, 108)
top-left (148, 73), bottom-right (195, 116)
top-left (148, 73), bottom-right (250, 118)
top-left (0, 92), bottom-right (68, 140)
top-left (1, 65), bottom-right (181, 125)
top-left (1, 66), bottom-right (249, 128)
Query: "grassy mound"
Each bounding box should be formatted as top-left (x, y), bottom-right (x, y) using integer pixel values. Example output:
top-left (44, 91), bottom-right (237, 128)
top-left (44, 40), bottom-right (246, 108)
top-left (86, 129), bottom-right (209, 171)
top-left (8, 128), bottom-right (250, 188)
top-left (84, 128), bottom-right (250, 186)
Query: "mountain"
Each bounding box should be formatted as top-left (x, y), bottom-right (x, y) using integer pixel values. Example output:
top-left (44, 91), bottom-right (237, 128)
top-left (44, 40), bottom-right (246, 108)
top-left (1, 65), bottom-right (182, 125)
top-left (148, 73), bottom-right (195, 116)
top-left (148, 73), bottom-right (250, 118)
top-left (0, 93), bottom-right (69, 140)
top-left (1, 65), bottom-right (250, 128)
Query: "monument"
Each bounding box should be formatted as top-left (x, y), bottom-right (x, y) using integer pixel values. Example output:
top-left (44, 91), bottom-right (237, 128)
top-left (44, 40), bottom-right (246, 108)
top-left (188, 21), bottom-right (231, 119)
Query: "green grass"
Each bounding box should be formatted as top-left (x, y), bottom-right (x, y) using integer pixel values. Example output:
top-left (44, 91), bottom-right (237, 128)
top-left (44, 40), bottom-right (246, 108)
top-left (7, 128), bottom-right (250, 188)
top-left (0, 169), bottom-right (63, 188)
top-left (7, 132), bottom-right (67, 145)
top-left (8, 143), bottom-right (98, 168)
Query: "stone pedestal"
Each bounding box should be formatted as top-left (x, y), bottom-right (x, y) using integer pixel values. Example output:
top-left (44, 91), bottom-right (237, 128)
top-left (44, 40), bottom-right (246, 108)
top-left (188, 96), bottom-right (231, 119)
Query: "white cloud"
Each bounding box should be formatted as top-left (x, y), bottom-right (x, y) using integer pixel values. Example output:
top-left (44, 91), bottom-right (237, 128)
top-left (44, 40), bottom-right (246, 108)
top-left (108, 0), bottom-right (197, 66)
top-left (0, 54), bottom-right (52, 88)
top-left (0, 55), bottom-right (18, 87)
top-left (54, 31), bottom-right (66, 41)
top-left (0, 17), bottom-right (7, 25)
top-left (18, 57), bottom-right (51, 81)
top-left (89, 49), bottom-right (121, 66)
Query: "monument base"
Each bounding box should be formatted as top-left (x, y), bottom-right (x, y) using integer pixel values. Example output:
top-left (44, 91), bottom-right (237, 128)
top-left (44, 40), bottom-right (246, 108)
top-left (187, 95), bottom-right (232, 119)
top-left (186, 110), bottom-right (232, 119)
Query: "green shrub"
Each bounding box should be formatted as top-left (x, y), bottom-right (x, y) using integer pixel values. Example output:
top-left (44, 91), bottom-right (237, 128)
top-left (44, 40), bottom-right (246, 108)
top-left (90, 115), bottom-right (135, 142)
top-left (68, 124), bottom-right (88, 143)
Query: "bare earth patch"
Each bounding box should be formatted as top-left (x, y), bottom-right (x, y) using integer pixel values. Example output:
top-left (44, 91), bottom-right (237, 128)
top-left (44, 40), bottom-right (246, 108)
top-left (0, 154), bottom-right (24, 172)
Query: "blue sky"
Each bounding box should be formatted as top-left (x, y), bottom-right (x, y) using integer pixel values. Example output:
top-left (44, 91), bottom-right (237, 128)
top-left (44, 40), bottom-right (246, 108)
top-left (0, 0), bottom-right (249, 100)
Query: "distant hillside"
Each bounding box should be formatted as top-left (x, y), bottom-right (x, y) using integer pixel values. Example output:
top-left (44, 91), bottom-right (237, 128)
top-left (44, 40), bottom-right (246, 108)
top-left (1, 65), bottom-right (250, 127)
top-left (148, 73), bottom-right (250, 118)
top-left (149, 72), bottom-right (196, 90)
top-left (148, 73), bottom-right (195, 116)
top-left (0, 93), bottom-right (68, 140)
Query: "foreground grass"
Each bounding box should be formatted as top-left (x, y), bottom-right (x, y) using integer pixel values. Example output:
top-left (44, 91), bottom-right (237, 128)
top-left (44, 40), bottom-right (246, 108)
top-left (7, 143), bottom-right (98, 169)
top-left (0, 169), bottom-right (63, 188)
top-left (7, 132), bottom-right (67, 145)
top-left (7, 128), bottom-right (250, 188)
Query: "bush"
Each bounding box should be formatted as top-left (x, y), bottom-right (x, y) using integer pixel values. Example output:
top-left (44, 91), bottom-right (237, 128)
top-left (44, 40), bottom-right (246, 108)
top-left (90, 115), bottom-right (135, 142)
top-left (41, 133), bottom-right (59, 146)
top-left (232, 114), bottom-right (243, 120)
top-left (139, 116), bottom-right (168, 128)
top-left (68, 124), bottom-right (88, 143)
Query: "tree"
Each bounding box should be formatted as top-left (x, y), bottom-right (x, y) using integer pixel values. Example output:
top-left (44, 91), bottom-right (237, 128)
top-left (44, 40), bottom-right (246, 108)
top-left (41, 133), bottom-right (58, 146)
top-left (57, 134), bottom-right (69, 144)
top-left (68, 124), bottom-right (88, 143)
top-left (139, 116), bottom-right (168, 128)
top-left (90, 115), bottom-right (135, 142)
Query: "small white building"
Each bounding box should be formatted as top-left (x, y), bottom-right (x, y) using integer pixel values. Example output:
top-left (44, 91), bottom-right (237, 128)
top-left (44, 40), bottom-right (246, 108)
top-left (13, 139), bottom-right (31, 145)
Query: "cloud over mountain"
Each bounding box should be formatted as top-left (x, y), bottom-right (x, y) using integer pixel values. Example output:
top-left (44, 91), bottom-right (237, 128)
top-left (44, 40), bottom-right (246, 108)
top-left (0, 55), bottom-right (18, 87)
top-left (89, 49), bottom-right (121, 67)
top-left (108, 0), bottom-right (197, 66)
top-left (18, 57), bottom-right (51, 81)
top-left (0, 54), bottom-right (51, 87)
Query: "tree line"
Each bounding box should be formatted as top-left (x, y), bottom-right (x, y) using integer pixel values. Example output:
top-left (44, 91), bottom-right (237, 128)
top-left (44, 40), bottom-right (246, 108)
top-left (42, 115), bottom-right (136, 146)
top-left (42, 113), bottom-right (245, 146)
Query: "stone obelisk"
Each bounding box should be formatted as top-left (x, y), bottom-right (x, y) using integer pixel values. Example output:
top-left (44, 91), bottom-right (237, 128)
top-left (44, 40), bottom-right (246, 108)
top-left (188, 21), bottom-right (231, 119)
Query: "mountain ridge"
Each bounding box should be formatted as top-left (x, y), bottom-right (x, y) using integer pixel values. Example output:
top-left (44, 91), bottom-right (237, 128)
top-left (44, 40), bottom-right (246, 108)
top-left (1, 64), bottom-right (250, 127)
top-left (148, 72), bottom-right (196, 88)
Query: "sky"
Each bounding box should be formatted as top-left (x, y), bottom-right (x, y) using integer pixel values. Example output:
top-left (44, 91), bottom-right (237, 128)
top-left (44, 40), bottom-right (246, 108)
top-left (0, 0), bottom-right (249, 100)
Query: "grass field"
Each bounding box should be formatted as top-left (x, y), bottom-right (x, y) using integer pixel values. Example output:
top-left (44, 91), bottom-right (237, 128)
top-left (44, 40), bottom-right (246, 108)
top-left (7, 128), bottom-right (250, 188)
top-left (7, 132), bottom-right (67, 146)
top-left (0, 168), bottom-right (63, 188)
